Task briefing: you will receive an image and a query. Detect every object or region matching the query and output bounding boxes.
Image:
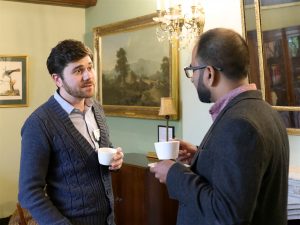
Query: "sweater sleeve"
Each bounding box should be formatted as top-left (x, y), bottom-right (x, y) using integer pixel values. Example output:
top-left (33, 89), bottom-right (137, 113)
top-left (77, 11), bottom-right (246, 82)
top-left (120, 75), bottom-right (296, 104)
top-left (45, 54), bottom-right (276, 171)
top-left (18, 113), bottom-right (72, 225)
top-left (166, 118), bottom-right (266, 224)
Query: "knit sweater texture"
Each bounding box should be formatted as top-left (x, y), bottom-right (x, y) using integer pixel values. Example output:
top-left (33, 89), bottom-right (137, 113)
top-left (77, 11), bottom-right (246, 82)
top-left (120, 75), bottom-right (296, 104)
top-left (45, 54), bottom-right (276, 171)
top-left (19, 96), bottom-right (115, 225)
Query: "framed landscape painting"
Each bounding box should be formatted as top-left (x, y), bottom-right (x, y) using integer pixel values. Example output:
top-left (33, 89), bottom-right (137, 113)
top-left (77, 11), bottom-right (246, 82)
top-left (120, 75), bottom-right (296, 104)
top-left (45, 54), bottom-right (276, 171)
top-left (93, 13), bottom-right (179, 120)
top-left (0, 55), bottom-right (28, 107)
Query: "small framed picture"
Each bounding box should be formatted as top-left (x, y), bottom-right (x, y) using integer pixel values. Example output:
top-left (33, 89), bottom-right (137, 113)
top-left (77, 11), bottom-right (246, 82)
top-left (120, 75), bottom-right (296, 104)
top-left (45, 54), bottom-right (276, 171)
top-left (158, 125), bottom-right (175, 142)
top-left (0, 55), bottom-right (28, 107)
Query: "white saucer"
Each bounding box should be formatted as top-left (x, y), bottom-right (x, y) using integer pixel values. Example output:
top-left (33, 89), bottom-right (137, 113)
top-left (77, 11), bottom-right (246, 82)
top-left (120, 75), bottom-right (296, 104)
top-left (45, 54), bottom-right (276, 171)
top-left (148, 162), bottom-right (190, 168)
top-left (148, 162), bottom-right (157, 168)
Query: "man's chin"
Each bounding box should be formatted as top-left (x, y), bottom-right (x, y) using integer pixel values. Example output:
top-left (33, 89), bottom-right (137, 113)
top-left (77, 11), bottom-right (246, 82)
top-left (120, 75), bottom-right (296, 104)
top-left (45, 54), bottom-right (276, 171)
top-left (83, 87), bottom-right (95, 96)
top-left (198, 95), bottom-right (211, 103)
top-left (85, 92), bottom-right (95, 98)
top-left (199, 99), bottom-right (211, 104)
top-left (197, 88), bottom-right (211, 103)
top-left (79, 90), bottom-right (94, 99)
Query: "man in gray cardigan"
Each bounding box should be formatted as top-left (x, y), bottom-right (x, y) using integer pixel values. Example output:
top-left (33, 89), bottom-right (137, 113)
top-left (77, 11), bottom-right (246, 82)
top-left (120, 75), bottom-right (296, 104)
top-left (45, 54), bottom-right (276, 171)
top-left (151, 28), bottom-right (289, 225)
top-left (19, 40), bottom-right (124, 225)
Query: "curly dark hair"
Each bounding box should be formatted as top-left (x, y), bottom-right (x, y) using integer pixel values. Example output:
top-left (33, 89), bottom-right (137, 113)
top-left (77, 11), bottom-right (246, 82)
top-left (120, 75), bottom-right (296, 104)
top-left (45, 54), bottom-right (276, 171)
top-left (196, 28), bottom-right (249, 80)
top-left (46, 39), bottom-right (93, 78)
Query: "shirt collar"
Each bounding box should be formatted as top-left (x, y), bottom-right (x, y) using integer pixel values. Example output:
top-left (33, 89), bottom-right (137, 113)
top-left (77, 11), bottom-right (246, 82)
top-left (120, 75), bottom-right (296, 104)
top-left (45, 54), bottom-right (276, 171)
top-left (54, 90), bottom-right (93, 115)
top-left (209, 83), bottom-right (257, 121)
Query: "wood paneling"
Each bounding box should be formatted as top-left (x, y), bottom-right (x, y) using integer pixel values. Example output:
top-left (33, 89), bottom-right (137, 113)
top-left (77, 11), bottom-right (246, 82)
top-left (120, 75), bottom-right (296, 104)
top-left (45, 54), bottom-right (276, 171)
top-left (4, 0), bottom-right (97, 8)
top-left (112, 153), bottom-right (178, 225)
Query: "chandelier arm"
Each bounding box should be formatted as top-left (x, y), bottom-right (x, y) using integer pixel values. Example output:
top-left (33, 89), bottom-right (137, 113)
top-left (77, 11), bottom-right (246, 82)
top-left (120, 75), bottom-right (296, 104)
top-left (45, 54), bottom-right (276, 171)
top-left (159, 22), bottom-right (177, 33)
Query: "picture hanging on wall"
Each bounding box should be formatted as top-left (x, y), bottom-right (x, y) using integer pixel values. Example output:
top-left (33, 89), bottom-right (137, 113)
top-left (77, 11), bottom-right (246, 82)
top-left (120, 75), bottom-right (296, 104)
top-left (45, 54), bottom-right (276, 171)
top-left (93, 13), bottom-right (179, 120)
top-left (0, 55), bottom-right (28, 107)
top-left (158, 125), bottom-right (175, 142)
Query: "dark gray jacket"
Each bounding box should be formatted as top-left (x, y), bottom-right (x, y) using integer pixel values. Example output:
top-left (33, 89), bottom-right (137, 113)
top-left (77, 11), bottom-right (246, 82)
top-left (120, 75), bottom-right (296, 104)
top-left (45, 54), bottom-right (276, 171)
top-left (167, 90), bottom-right (289, 225)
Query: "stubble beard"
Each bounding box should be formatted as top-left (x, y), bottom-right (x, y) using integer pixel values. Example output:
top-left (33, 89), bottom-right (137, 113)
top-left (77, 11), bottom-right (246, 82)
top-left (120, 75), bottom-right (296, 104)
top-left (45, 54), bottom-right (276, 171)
top-left (62, 80), bottom-right (95, 99)
top-left (197, 76), bottom-right (211, 103)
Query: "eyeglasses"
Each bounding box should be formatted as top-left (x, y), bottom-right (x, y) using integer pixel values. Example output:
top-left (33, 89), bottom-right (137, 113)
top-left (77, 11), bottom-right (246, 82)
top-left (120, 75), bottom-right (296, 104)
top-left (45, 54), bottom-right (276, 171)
top-left (184, 64), bottom-right (222, 78)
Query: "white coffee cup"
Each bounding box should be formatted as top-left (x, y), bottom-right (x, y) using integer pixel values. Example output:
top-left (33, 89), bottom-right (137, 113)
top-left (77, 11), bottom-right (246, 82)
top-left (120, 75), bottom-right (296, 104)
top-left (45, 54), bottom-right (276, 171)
top-left (154, 141), bottom-right (179, 160)
top-left (98, 147), bottom-right (117, 165)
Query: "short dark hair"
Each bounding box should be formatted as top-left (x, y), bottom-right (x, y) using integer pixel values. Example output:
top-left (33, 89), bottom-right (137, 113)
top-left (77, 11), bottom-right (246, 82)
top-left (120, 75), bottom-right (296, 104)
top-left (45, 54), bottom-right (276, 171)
top-left (46, 39), bottom-right (93, 78)
top-left (196, 28), bottom-right (249, 80)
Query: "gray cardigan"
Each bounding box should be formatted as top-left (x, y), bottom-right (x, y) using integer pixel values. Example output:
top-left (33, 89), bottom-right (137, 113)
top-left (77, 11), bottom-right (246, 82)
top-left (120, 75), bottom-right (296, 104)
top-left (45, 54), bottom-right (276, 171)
top-left (19, 96), bottom-right (115, 225)
top-left (167, 90), bottom-right (290, 225)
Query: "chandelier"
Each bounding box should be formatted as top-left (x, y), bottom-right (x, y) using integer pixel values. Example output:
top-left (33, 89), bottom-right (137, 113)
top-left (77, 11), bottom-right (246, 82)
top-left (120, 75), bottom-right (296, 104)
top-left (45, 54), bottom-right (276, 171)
top-left (153, 0), bottom-right (205, 48)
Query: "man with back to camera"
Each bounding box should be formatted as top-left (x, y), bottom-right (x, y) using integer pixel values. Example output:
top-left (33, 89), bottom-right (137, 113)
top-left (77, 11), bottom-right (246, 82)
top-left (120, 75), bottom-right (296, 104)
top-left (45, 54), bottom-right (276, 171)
top-left (18, 39), bottom-right (123, 225)
top-left (150, 28), bottom-right (290, 225)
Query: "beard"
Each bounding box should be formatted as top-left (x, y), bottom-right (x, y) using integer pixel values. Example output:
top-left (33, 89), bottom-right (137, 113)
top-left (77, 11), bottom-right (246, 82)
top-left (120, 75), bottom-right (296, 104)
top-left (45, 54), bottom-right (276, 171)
top-left (197, 76), bottom-right (211, 103)
top-left (62, 80), bottom-right (95, 99)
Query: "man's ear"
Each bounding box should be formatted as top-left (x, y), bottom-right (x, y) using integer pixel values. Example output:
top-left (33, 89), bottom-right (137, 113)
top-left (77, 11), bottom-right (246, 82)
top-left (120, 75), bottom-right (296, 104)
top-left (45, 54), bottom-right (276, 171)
top-left (204, 66), bottom-right (218, 87)
top-left (51, 74), bottom-right (62, 88)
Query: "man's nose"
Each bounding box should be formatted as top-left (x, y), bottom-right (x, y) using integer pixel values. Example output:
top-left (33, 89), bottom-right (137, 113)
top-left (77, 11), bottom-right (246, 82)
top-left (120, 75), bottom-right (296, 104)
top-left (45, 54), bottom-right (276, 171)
top-left (83, 69), bottom-right (93, 80)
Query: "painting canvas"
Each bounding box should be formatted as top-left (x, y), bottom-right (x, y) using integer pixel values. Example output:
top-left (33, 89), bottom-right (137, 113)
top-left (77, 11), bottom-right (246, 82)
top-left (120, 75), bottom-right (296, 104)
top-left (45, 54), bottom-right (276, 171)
top-left (102, 26), bottom-right (169, 107)
top-left (0, 55), bottom-right (28, 107)
top-left (94, 13), bottom-right (179, 119)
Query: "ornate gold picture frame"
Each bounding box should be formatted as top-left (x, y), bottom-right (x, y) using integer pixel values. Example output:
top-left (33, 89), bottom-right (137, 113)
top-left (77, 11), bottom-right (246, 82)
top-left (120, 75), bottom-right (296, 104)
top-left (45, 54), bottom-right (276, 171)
top-left (93, 13), bottom-right (179, 120)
